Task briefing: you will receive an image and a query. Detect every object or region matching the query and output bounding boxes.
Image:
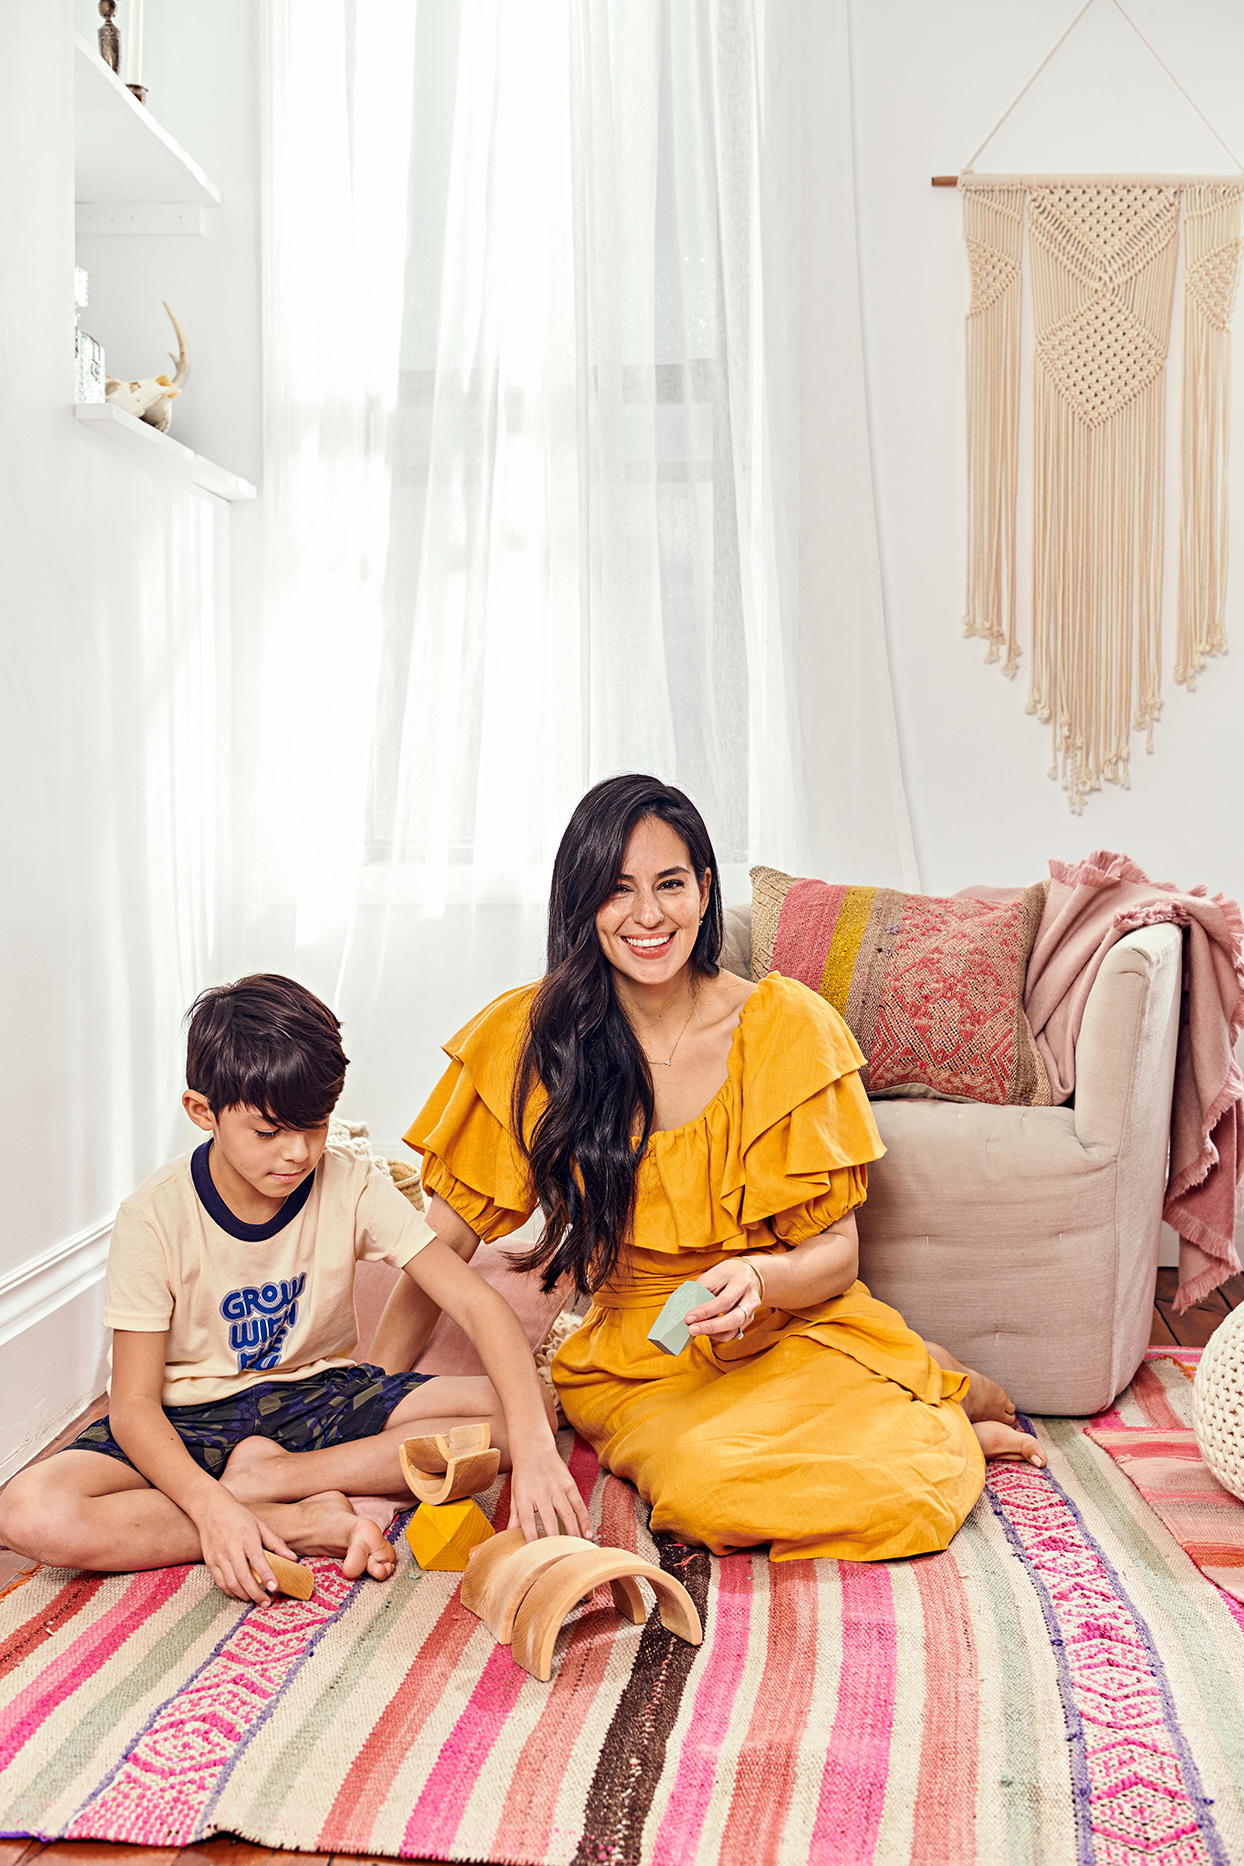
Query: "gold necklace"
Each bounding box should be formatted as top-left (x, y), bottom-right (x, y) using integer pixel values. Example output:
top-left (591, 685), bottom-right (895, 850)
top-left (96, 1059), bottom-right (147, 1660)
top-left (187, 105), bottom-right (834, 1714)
top-left (643, 991), bottom-right (697, 1068)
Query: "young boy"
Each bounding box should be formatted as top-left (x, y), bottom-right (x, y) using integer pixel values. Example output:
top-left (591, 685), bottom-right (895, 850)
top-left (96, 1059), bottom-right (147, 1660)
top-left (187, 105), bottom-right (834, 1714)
top-left (0, 974), bottom-right (589, 1601)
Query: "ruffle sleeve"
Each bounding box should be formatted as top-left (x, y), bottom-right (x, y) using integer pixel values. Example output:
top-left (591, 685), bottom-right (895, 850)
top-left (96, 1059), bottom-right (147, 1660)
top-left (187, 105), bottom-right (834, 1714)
top-left (403, 984), bottom-right (541, 1243)
top-left (635, 972), bottom-right (884, 1256)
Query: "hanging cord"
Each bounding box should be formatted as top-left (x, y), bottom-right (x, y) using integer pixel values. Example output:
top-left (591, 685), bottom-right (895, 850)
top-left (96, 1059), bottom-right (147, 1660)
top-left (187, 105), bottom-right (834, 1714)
top-left (960, 0), bottom-right (1244, 177)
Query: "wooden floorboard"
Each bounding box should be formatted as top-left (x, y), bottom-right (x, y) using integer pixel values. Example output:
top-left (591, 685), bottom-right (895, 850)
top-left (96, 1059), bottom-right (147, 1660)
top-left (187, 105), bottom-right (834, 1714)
top-left (1218, 1273), bottom-right (1244, 1310)
top-left (1154, 1269), bottom-right (1237, 1349)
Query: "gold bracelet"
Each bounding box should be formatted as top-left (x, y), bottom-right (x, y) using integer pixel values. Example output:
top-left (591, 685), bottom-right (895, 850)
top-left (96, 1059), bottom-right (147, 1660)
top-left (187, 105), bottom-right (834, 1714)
top-left (746, 1258), bottom-right (767, 1305)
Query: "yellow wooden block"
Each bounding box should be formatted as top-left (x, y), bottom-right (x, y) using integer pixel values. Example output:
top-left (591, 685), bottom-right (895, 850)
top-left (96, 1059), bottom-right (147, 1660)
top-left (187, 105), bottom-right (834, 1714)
top-left (406, 1498), bottom-right (496, 1572)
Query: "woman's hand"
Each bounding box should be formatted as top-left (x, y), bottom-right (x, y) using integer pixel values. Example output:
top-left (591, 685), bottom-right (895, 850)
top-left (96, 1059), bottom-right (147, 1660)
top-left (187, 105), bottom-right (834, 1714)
top-left (684, 1260), bottom-right (764, 1341)
top-left (506, 1436), bottom-right (595, 1542)
top-left (191, 1486), bottom-right (298, 1603)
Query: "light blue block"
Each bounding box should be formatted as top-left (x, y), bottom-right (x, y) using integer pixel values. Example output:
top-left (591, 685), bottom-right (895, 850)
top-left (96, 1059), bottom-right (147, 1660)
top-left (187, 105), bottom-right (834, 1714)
top-left (647, 1280), bottom-right (717, 1356)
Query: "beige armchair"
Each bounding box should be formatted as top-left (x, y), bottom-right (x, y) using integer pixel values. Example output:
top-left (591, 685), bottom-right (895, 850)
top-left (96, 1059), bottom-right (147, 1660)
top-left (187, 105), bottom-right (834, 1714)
top-left (722, 908), bottom-right (1182, 1416)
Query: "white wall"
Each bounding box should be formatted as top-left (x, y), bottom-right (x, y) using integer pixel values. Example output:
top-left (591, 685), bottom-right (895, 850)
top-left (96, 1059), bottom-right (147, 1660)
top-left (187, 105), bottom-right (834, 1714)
top-left (0, 1), bottom-right (259, 1475)
top-left (850, 0), bottom-right (1243, 901)
top-left (851, 0), bottom-right (1244, 1273)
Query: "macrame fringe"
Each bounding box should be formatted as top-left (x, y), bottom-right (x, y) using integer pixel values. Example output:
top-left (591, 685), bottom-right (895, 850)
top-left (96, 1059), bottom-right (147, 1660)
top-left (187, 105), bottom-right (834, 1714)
top-left (961, 176), bottom-right (1244, 813)
top-left (1178, 183), bottom-right (1244, 688)
top-left (964, 186), bottom-right (1024, 675)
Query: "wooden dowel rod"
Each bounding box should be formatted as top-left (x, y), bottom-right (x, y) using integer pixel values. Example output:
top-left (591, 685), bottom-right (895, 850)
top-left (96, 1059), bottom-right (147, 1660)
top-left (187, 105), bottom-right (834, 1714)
top-left (931, 175), bottom-right (960, 187)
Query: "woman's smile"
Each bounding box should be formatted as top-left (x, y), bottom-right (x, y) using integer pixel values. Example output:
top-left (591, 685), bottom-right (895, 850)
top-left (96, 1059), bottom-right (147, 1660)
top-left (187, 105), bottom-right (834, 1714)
top-left (622, 931), bottom-right (676, 953)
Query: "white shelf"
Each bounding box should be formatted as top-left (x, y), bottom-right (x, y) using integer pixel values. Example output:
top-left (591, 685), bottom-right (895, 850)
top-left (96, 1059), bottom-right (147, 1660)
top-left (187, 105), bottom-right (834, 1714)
top-left (74, 33), bottom-right (220, 232)
top-left (74, 403), bottom-right (256, 502)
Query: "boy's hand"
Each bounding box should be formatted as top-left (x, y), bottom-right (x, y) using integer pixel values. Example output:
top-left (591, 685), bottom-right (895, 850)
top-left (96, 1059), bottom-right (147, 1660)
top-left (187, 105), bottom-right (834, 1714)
top-left (191, 1487), bottom-right (298, 1603)
top-left (507, 1437), bottom-right (594, 1542)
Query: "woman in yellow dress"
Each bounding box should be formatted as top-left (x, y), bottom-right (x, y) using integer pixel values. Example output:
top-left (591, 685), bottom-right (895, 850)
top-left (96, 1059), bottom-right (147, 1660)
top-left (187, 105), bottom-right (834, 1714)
top-left (379, 775), bottom-right (1043, 1561)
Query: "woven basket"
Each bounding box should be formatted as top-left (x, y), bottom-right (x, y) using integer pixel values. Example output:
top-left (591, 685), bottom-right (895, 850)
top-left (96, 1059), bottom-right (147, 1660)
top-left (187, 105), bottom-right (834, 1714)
top-left (1192, 1306), bottom-right (1244, 1501)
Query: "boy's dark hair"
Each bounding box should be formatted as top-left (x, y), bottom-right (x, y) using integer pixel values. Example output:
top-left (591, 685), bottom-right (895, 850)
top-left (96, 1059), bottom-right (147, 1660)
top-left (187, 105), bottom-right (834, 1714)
top-left (185, 974), bottom-right (348, 1129)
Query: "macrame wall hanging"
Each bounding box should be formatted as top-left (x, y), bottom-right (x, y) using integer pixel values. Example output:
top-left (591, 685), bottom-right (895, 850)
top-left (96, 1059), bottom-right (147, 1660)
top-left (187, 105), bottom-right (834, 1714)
top-left (944, 0), bottom-right (1244, 812)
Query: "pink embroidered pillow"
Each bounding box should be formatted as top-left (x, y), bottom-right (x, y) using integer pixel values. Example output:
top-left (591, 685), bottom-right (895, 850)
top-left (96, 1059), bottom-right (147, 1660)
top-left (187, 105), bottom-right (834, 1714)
top-left (749, 867), bottom-right (1052, 1106)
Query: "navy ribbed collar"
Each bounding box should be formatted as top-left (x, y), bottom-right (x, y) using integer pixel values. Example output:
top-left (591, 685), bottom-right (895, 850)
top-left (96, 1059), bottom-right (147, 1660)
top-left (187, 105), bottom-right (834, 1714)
top-left (190, 1139), bottom-right (315, 1242)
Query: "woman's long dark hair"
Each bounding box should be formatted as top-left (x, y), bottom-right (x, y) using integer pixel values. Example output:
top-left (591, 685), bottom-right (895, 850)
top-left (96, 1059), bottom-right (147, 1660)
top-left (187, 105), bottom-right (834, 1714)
top-left (509, 775), bottom-right (724, 1297)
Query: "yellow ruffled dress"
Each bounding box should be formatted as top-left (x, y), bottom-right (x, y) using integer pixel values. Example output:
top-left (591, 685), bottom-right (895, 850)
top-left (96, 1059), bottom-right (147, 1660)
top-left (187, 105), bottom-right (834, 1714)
top-left (405, 973), bottom-right (985, 1561)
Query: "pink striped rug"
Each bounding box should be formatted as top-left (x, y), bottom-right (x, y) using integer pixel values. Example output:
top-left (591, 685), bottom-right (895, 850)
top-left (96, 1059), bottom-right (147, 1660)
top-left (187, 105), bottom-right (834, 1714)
top-left (2, 1407), bottom-right (1243, 1865)
top-left (1087, 1346), bottom-right (1244, 1619)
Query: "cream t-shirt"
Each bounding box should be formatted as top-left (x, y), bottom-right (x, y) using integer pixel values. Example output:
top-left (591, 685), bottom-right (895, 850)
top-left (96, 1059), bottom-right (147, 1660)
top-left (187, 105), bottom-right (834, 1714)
top-left (103, 1142), bottom-right (435, 1406)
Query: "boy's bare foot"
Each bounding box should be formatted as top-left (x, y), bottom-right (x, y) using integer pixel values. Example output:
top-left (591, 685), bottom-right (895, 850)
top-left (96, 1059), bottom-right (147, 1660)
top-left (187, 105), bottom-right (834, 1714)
top-left (974, 1421), bottom-right (1045, 1467)
top-left (347, 1495), bottom-right (401, 1534)
top-left (221, 1435), bottom-right (288, 1504)
top-left (283, 1490), bottom-right (397, 1580)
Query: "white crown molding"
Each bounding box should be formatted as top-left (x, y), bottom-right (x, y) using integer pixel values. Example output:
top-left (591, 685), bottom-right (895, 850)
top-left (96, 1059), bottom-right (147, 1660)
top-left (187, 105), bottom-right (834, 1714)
top-left (0, 1217), bottom-right (114, 1351)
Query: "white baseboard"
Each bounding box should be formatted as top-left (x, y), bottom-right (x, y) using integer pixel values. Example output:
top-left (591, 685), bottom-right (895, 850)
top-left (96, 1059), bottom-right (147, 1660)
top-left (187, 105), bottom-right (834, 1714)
top-left (0, 1219), bottom-right (113, 1483)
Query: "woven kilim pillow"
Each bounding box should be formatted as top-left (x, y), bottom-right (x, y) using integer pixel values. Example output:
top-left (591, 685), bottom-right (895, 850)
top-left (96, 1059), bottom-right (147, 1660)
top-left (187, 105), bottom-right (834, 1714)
top-left (749, 867), bottom-right (1052, 1106)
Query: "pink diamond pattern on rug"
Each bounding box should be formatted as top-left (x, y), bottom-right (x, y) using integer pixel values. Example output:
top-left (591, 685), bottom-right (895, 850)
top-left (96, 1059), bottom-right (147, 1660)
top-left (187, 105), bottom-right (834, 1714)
top-left (66, 1560), bottom-right (356, 1847)
top-left (987, 1460), bottom-right (1217, 1866)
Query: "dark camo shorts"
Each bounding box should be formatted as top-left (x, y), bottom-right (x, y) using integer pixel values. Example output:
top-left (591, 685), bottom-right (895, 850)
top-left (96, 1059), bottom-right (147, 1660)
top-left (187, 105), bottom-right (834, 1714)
top-left (69, 1363), bottom-right (434, 1478)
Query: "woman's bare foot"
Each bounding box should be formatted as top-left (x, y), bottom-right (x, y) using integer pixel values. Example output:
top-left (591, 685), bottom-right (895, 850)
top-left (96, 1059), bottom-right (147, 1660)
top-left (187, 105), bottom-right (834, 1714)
top-left (962, 1371), bottom-right (1017, 1427)
top-left (924, 1343), bottom-right (1017, 1426)
top-left (282, 1490), bottom-right (397, 1580)
top-left (974, 1421), bottom-right (1045, 1467)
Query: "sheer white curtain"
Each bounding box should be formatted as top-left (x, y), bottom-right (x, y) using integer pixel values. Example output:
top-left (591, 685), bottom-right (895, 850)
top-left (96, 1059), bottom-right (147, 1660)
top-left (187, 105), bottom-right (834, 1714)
top-left (234, 0), bottom-right (913, 1138)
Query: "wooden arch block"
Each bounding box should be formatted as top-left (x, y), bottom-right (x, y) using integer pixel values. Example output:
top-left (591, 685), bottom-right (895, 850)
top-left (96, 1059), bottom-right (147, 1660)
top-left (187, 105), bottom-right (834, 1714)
top-left (461, 1532), bottom-right (653, 1646)
top-left (511, 1550), bottom-right (702, 1681)
top-left (248, 1553), bottom-right (314, 1600)
top-left (462, 1530), bottom-right (591, 1642)
top-left (406, 1497), bottom-right (496, 1571)
top-left (399, 1422), bottom-right (501, 1505)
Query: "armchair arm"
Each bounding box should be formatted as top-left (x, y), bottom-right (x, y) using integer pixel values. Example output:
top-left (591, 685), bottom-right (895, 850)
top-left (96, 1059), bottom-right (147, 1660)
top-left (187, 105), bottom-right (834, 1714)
top-left (1072, 924), bottom-right (1181, 1158)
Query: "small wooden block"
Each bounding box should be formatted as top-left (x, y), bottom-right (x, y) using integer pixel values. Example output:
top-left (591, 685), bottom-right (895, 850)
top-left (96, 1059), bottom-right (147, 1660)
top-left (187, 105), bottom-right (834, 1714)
top-left (399, 1423), bottom-right (501, 1505)
top-left (647, 1280), bottom-right (717, 1356)
top-left (248, 1553), bottom-right (314, 1600)
top-left (446, 1423), bottom-right (490, 1455)
top-left (406, 1498), bottom-right (496, 1572)
top-left (401, 1433), bottom-right (450, 1475)
top-left (400, 1421), bottom-right (491, 1476)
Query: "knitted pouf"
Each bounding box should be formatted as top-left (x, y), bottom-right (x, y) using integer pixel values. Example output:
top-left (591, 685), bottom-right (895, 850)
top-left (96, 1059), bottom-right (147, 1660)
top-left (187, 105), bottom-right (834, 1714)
top-left (1192, 1306), bottom-right (1244, 1502)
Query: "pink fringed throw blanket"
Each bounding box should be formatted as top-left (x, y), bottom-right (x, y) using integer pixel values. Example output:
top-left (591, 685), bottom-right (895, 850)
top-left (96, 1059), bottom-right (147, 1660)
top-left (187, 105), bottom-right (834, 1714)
top-left (1025, 852), bottom-right (1244, 1310)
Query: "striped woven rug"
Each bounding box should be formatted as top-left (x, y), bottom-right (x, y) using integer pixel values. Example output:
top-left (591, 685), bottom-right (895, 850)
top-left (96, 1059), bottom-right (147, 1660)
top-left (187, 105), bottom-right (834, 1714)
top-left (2, 1398), bottom-right (1243, 1865)
top-left (1088, 1346), bottom-right (1244, 1618)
